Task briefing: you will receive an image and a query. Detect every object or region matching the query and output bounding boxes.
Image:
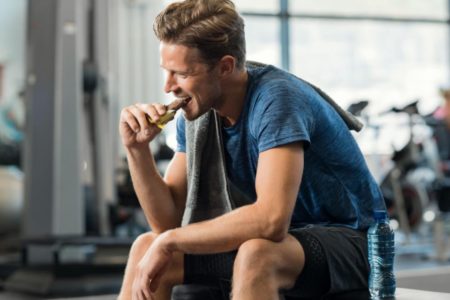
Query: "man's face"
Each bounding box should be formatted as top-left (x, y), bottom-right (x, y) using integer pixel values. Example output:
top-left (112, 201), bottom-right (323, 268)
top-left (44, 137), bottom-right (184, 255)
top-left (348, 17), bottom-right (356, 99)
top-left (160, 42), bottom-right (222, 121)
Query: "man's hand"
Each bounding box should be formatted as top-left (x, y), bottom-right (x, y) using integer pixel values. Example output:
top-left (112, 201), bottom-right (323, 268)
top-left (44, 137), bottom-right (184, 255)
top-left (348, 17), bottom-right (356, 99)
top-left (119, 103), bottom-right (169, 149)
top-left (132, 232), bottom-right (174, 300)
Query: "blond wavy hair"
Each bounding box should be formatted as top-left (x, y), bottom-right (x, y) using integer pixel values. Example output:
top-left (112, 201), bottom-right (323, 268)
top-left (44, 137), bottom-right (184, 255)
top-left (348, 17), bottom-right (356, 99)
top-left (154, 0), bottom-right (246, 69)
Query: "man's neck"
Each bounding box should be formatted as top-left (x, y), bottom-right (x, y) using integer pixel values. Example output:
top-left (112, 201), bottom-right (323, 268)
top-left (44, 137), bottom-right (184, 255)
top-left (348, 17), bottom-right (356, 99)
top-left (216, 69), bottom-right (249, 127)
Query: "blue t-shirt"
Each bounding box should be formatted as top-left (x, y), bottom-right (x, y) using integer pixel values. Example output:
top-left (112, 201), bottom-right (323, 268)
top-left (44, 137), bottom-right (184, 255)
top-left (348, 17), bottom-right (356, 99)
top-left (176, 64), bottom-right (385, 230)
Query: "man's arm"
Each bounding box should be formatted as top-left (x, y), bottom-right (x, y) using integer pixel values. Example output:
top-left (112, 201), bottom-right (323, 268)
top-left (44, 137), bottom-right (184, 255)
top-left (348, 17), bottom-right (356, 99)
top-left (126, 147), bottom-right (187, 234)
top-left (120, 101), bottom-right (188, 234)
top-left (161, 142), bottom-right (304, 253)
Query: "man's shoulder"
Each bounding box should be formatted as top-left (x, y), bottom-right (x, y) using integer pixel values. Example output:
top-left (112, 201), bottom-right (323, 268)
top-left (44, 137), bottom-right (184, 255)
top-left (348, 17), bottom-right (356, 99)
top-left (247, 64), bottom-right (312, 98)
top-left (248, 63), bottom-right (290, 83)
top-left (247, 71), bottom-right (318, 116)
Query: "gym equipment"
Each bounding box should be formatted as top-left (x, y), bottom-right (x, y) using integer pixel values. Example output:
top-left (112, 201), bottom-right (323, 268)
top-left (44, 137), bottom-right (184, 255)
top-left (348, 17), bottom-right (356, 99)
top-left (4, 0), bottom-right (126, 296)
top-left (0, 166), bottom-right (23, 235)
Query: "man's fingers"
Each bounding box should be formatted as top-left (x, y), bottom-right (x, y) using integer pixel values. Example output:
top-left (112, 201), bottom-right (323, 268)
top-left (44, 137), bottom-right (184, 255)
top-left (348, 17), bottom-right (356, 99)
top-left (154, 103), bottom-right (168, 116)
top-left (133, 267), bottom-right (148, 300)
top-left (136, 103), bottom-right (168, 123)
top-left (134, 265), bottom-right (150, 300)
top-left (149, 262), bottom-right (169, 292)
top-left (120, 108), bottom-right (140, 133)
top-left (142, 278), bottom-right (152, 300)
top-left (129, 105), bottom-right (151, 133)
top-left (145, 105), bottom-right (162, 123)
top-left (135, 290), bottom-right (143, 300)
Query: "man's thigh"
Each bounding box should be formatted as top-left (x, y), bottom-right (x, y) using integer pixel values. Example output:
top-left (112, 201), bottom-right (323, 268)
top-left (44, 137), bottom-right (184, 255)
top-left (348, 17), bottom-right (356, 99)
top-left (233, 235), bottom-right (305, 290)
top-left (183, 234), bottom-right (304, 290)
top-left (286, 226), bottom-right (369, 299)
top-left (183, 226), bottom-right (369, 299)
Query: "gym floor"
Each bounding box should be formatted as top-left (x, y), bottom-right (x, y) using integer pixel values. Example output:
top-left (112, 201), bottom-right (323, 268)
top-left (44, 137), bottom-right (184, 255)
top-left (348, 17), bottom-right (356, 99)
top-left (1, 255), bottom-right (450, 299)
top-left (1, 224), bottom-right (449, 299)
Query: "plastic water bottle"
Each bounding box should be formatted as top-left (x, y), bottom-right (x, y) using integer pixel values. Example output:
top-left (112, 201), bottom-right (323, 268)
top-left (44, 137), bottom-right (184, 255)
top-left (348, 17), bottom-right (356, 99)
top-left (368, 210), bottom-right (396, 299)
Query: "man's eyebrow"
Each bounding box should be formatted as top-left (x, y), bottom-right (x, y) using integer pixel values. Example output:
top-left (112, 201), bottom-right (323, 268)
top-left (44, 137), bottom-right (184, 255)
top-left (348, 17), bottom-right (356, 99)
top-left (160, 65), bottom-right (193, 74)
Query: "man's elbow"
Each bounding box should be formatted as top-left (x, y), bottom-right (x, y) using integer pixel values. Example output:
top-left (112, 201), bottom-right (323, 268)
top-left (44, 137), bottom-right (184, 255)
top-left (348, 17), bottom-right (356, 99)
top-left (261, 217), bottom-right (289, 242)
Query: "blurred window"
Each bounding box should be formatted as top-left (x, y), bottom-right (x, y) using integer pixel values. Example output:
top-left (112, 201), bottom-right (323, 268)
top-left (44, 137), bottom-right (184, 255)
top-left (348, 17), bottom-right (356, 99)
top-left (237, 0), bottom-right (449, 113)
top-left (245, 17), bottom-right (282, 67)
top-left (0, 0), bottom-right (27, 106)
top-left (233, 0), bottom-right (279, 13)
top-left (290, 0), bottom-right (448, 20)
top-left (290, 20), bottom-right (449, 113)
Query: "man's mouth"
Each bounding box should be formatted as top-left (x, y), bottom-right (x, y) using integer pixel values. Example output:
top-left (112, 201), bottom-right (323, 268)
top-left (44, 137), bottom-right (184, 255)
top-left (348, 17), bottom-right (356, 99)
top-left (179, 96), bottom-right (192, 104)
top-left (168, 96), bottom-right (192, 110)
top-left (178, 96), bottom-right (192, 109)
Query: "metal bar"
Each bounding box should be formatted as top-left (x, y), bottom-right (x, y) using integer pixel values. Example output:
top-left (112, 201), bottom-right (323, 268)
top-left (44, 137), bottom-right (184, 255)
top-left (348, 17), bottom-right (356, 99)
top-left (280, 0), bottom-right (290, 71)
top-left (241, 12), bottom-right (449, 24)
top-left (23, 0), bottom-right (58, 236)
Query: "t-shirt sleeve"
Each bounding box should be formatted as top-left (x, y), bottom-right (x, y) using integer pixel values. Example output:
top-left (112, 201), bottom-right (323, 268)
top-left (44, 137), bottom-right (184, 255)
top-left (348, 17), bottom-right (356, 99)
top-left (175, 114), bottom-right (186, 153)
top-left (252, 80), bottom-right (315, 152)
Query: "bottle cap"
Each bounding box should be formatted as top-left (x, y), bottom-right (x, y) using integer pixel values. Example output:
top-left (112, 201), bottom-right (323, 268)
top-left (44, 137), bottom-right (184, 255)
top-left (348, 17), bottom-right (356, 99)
top-left (373, 210), bottom-right (388, 221)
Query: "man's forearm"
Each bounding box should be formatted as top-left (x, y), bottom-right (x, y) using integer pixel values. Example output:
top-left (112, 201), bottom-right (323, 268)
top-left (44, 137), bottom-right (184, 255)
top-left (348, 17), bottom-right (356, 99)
top-left (126, 146), bottom-right (181, 232)
top-left (162, 202), bottom-right (288, 254)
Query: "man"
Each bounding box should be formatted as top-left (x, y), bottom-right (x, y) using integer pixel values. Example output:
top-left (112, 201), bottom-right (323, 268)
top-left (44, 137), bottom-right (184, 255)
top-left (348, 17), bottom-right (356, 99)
top-left (118, 0), bottom-right (385, 299)
top-left (434, 88), bottom-right (450, 165)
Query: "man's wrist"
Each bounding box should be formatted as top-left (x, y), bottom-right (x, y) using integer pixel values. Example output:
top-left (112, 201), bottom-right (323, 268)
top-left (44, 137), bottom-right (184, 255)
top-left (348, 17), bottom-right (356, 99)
top-left (126, 143), bottom-right (150, 153)
top-left (126, 144), bottom-right (152, 159)
top-left (159, 229), bottom-right (179, 253)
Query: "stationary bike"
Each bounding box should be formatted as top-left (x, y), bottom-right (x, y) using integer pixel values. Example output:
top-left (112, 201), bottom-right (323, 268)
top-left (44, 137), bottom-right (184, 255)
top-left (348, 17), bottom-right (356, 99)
top-left (348, 99), bottom-right (442, 236)
top-left (378, 100), bottom-right (442, 235)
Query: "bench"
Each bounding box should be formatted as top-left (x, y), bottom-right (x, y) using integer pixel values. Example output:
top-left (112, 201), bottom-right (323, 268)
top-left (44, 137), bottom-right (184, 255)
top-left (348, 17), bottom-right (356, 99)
top-left (395, 287), bottom-right (450, 299)
top-left (47, 287), bottom-right (450, 299)
top-left (170, 285), bottom-right (450, 300)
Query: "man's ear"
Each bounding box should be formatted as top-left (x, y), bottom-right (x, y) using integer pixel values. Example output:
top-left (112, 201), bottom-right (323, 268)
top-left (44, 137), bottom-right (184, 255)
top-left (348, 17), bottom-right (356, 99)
top-left (218, 55), bottom-right (236, 77)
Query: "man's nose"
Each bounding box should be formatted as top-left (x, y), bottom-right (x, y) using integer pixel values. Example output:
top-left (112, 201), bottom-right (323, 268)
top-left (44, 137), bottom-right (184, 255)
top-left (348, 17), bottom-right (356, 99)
top-left (164, 72), bottom-right (177, 94)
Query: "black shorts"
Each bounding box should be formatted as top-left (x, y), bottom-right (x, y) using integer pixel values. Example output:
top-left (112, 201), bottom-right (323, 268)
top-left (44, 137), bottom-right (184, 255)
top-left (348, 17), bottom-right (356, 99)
top-left (184, 226), bottom-right (370, 299)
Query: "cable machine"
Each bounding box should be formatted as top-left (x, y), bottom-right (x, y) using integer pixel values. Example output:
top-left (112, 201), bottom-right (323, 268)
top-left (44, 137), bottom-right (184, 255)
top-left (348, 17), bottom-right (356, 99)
top-left (4, 0), bottom-right (130, 296)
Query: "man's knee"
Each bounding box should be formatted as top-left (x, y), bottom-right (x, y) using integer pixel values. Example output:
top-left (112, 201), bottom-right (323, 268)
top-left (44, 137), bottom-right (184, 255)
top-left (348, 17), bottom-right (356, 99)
top-left (234, 239), bottom-right (278, 276)
top-left (130, 231), bottom-right (157, 255)
top-left (129, 231), bottom-right (184, 287)
top-left (233, 236), bottom-right (304, 292)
